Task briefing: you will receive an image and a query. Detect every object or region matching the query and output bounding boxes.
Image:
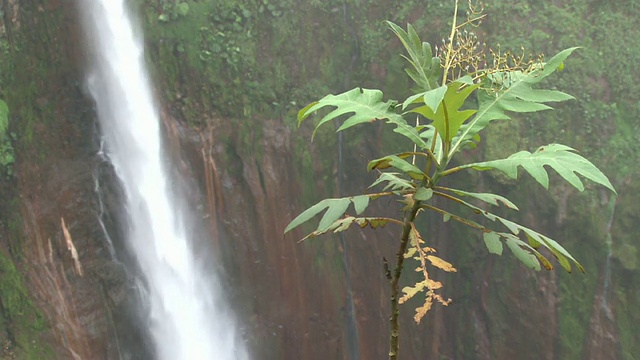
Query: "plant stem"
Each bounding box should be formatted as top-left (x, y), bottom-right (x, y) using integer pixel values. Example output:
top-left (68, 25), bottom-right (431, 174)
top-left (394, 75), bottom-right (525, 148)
top-left (438, 164), bottom-right (465, 178)
top-left (389, 200), bottom-right (422, 360)
top-left (441, 0), bottom-right (459, 85)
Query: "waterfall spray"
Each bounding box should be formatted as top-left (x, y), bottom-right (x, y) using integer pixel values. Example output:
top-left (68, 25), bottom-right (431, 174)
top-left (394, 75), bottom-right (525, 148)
top-left (79, 1), bottom-right (246, 359)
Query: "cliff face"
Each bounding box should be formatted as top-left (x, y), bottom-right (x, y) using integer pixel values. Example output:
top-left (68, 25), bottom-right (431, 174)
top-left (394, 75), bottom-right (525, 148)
top-left (0, 2), bottom-right (138, 359)
top-left (0, 0), bottom-right (638, 359)
top-left (0, 1), bottom-right (153, 358)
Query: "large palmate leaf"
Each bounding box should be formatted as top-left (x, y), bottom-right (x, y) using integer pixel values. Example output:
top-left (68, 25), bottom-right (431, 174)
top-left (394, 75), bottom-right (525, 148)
top-left (298, 88), bottom-right (428, 149)
top-left (409, 79), bottom-right (479, 143)
top-left (450, 47), bottom-right (579, 155)
top-left (461, 144), bottom-right (616, 193)
top-left (386, 21), bottom-right (441, 92)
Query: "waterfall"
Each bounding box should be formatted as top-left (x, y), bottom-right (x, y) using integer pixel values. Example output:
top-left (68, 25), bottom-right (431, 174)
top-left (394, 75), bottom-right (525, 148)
top-left (79, 1), bottom-right (246, 359)
top-left (94, 139), bottom-right (117, 260)
top-left (600, 194), bottom-right (617, 318)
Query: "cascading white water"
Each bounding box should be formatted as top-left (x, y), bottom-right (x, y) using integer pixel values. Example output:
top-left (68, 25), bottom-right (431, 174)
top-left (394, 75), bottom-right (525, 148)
top-left (79, 1), bottom-right (246, 359)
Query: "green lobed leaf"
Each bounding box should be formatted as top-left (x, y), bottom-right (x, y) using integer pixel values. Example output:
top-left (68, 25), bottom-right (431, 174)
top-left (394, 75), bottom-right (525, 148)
top-left (424, 197), bottom-right (555, 270)
top-left (402, 91), bottom-right (426, 110)
top-left (392, 122), bottom-right (430, 149)
top-left (414, 187), bottom-right (433, 201)
top-left (483, 232), bottom-right (503, 255)
top-left (386, 21), bottom-right (441, 91)
top-left (284, 198), bottom-right (335, 234)
top-left (367, 153), bottom-right (412, 170)
top-left (506, 236), bottom-right (541, 271)
top-left (317, 198), bottom-right (350, 231)
top-left (368, 155), bottom-right (425, 180)
top-left (352, 195), bottom-right (369, 215)
top-left (423, 85), bottom-right (448, 113)
top-left (418, 125), bottom-right (445, 162)
top-left (369, 172), bottom-right (415, 192)
top-left (527, 233), bottom-right (542, 249)
top-left (298, 88), bottom-right (428, 149)
top-left (285, 195), bottom-right (373, 235)
top-left (450, 47), bottom-right (579, 156)
top-left (521, 229), bottom-right (580, 272)
top-left (333, 217), bottom-right (356, 233)
top-left (297, 101), bottom-right (318, 124)
top-left (300, 216), bottom-right (393, 241)
top-left (300, 88), bottom-right (395, 137)
top-left (421, 204), bottom-right (485, 230)
top-left (438, 187), bottom-right (519, 210)
top-left (503, 233), bottom-right (555, 270)
top-left (409, 80), bottom-right (479, 143)
top-left (447, 196), bottom-right (582, 272)
top-left (462, 144), bottom-right (616, 193)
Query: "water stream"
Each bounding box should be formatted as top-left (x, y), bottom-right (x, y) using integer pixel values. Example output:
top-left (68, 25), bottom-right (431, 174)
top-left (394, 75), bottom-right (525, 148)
top-left (94, 139), bottom-right (117, 260)
top-left (600, 193), bottom-right (617, 318)
top-left (79, 1), bottom-right (246, 359)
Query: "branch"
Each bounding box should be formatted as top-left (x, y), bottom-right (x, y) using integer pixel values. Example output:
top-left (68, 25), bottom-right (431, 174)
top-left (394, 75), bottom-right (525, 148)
top-left (389, 200), bottom-right (422, 360)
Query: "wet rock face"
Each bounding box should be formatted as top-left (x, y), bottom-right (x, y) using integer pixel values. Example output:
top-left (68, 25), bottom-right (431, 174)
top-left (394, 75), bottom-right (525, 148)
top-left (168, 117), bottom-right (353, 359)
top-left (0, 1), bottom-right (144, 359)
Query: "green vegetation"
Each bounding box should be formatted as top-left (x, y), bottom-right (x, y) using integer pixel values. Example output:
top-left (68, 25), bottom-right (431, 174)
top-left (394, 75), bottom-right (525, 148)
top-left (135, 0), bottom-right (455, 122)
top-left (0, 0), bottom-right (635, 357)
top-left (0, 6), bottom-right (71, 357)
top-left (137, 0), bottom-right (327, 121)
top-left (0, 252), bottom-right (50, 359)
top-left (157, 2), bottom-right (191, 22)
top-left (0, 99), bottom-right (15, 176)
top-left (285, 2), bottom-right (615, 358)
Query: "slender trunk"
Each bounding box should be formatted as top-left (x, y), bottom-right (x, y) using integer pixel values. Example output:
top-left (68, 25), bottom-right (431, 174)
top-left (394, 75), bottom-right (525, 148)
top-left (389, 201), bottom-right (422, 360)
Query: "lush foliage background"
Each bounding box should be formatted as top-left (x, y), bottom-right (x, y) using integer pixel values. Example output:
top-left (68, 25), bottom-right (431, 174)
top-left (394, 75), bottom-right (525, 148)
top-left (0, 0), bottom-right (637, 358)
